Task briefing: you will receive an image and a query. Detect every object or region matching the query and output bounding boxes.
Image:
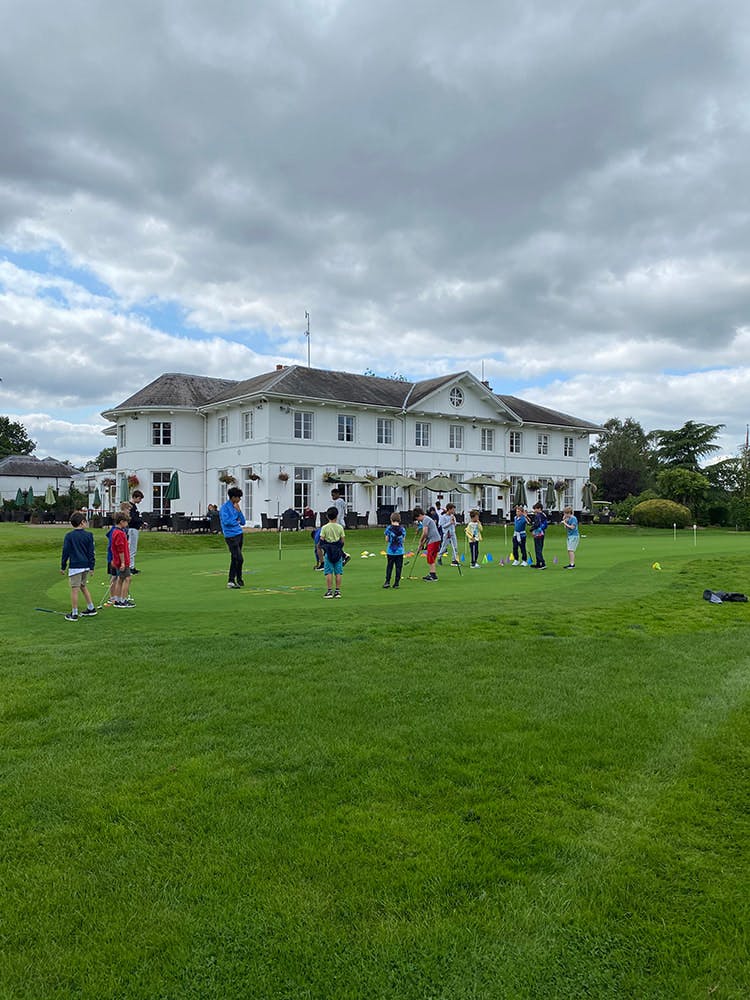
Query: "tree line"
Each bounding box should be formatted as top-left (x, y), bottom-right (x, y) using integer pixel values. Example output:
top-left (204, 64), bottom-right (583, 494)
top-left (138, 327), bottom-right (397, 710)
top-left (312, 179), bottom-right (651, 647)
top-left (590, 418), bottom-right (750, 528)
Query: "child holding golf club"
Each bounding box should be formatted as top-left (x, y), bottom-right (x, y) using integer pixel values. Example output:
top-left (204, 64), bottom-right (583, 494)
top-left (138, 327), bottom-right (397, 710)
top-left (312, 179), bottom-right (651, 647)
top-left (320, 505), bottom-right (346, 598)
top-left (437, 502), bottom-right (460, 567)
top-left (465, 509), bottom-right (483, 568)
top-left (383, 512), bottom-right (406, 588)
top-left (413, 506), bottom-right (441, 582)
top-left (562, 506), bottom-right (579, 569)
top-left (60, 511), bottom-right (97, 620)
top-left (530, 501), bottom-right (548, 569)
top-left (512, 505), bottom-right (530, 566)
top-left (110, 513), bottom-right (135, 607)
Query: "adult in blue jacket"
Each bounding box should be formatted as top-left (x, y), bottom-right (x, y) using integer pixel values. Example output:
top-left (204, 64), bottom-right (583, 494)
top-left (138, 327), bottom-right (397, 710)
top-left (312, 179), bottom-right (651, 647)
top-left (219, 487), bottom-right (247, 588)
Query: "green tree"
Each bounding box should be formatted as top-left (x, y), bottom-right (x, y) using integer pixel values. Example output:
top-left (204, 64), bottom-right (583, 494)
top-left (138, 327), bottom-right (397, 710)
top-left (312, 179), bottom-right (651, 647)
top-left (655, 467), bottom-right (711, 514)
top-left (590, 417), bottom-right (654, 503)
top-left (0, 416), bottom-right (36, 458)
top-left (93, 446), bottom-right (117, 470)
top-left (650, 420), bottom-right (723, 471)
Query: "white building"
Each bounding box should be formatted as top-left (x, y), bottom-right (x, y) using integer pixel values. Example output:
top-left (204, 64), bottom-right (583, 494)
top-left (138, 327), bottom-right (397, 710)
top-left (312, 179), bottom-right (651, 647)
top-left (0, 454), bottom-right (81, 504)
top-left (101, 365), bottom-right (602, 525)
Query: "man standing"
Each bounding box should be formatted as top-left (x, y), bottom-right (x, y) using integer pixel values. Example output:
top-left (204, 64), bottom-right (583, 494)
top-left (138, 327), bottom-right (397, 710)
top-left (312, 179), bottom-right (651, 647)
top-left (330, 488), bottom-right (351, 565)
top-left (128, 490), bottom-right (144, 574)
top-left (414, 505), bottom-right (441, 582)
top-left (220, 487), bottom-right (246, 588)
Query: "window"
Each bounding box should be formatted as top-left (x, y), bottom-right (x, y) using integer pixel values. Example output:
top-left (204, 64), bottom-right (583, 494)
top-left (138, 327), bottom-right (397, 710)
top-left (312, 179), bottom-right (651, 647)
top-left (481, 428), bottom-right (494, 452)
top-left (294, 410), bottom-right (313, 440)
top-left (242, 411), bottom-right (254, 441)
top-left (449, 424), bottom-right (463, 449)
top-left (415, 422), bottom-right (430, 447)
top-left (376, 470), bottom-right (396, 509)
top-left (294, 466), bottom-right (313, 511)
top-left (509, 430), bottom-right (522, 454)
top-left (480, 485), bottom-right (495, 511)
top-left (377, 417), bottom-right (394, 445)
top-left (151, 471), bottom-right (172, 515)
top-left (564, 478), bottom-right (575, 508)
top-left (449, 386), bottom-right (464, 408)
top-left (414, 470), bottom-right (429, 508)
top-left (537, 433), bottom-right (549, 456)
top-left (118, 424), bottom-right (126, 448)
top-left (218, 416), bottom-right (228, 444)
top-left (241, 468), bottom-right (255, 521)
top-left (152, 421), bottom-right (172, 445)
top-left (564, 435), bottom-right (574, 457)
top-left (338, 414), bottom-right (355, 442)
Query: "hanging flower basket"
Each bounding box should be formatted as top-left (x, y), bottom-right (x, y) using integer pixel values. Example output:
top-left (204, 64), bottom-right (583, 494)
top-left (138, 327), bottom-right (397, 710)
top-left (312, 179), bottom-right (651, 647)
top-left (526, 479), bottom-right (542, 491)
top-left (554, 480), bottom-right (566, 493)
top-left (322, 472), bottom-right (337, 483)
top-left (127, 474), bottom-right (139, 488)
top-left (102, 478), bottom-right (116, 488)
top-left (278, 472), bottom-right (289, 482)
top-left (248, 473), bottom-right (261, 482)
top-left (219, 473), bottom-right (237, 485)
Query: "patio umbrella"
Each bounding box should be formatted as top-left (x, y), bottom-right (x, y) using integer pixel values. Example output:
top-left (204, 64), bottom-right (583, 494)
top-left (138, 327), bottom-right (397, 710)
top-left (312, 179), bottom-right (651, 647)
top-left (27, 486), bottom-right (35, 506)
top-left (545, 480), bottom-right (556, 509)
top-left (513, 479), bottom-right (527, 508)
top-left (44, 485), bottom-right (56, 506)
top-left (372, 473), bottom-right (419, 488)
top-left (93, 487), bottom-right (101, 509)
top-left (581, 481), bottom-right (594, 511)
top-left (461, 475), bottom-right (499, 487)
top-left (423, 475), bottom-right (470, 494)
top-left (165, 471), bottom-right (181, 501)
top-left (119, 476), bottom-right (129, 503)
top-left (15, 487), bottom-right (24, 505)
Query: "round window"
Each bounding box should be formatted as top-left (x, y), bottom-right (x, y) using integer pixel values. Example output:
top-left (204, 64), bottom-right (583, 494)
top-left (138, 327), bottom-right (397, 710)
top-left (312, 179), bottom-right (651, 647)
top-left (449, 386), bottom-right (464, 408)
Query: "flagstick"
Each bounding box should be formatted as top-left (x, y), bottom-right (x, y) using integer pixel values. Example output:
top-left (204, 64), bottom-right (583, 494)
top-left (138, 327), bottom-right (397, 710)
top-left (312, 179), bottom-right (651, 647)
top-left (693, 523), bottom-right (697, 547)
top-left (673, 522), bottom-right (676, 542)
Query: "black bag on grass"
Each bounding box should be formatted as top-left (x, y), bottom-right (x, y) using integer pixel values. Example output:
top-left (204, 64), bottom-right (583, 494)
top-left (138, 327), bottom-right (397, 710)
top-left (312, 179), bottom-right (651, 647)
top-left (703, 589), bottom-right (748, 603)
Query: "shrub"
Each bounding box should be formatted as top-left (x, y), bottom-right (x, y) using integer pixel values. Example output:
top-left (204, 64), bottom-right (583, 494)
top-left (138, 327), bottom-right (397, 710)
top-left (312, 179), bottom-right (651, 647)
top-left (631, 499), bottom-right (692, 528)
top-left (727, 496), bottom-right (750, 531)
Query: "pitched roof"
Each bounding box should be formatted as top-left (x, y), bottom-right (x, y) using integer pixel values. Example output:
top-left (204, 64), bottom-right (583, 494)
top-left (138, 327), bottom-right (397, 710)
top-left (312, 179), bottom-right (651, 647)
top-left (497, 395), bottom-right (603, 431)
top-left (105, 373), bottom-right (239, 413)
top-left (0, 454), bottom-right (81, 477)
top-left (101, 366), bottom-right (601, 432)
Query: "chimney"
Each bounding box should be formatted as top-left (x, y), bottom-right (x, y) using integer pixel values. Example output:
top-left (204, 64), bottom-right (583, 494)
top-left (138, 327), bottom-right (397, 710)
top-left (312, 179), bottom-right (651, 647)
top-left (481, 380), bottom-right (492, 389)
top-left (276, 364), bottom-right (285, 371)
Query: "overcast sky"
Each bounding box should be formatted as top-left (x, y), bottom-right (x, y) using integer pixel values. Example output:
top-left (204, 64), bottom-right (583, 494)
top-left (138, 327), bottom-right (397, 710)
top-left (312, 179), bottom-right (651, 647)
top-left (1, 0), bottom-right (749, 466)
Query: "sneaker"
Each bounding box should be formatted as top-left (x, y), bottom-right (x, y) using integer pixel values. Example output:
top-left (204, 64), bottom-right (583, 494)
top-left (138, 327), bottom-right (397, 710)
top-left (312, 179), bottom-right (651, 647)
top-left (80, 607), bottom-right (98, 616)
top-left (334, 590), bottom-right (342, 598)
top-left (227, 582), bottom-right (239, 589)
top-left (314, 565), bottom-right (324, 571)
top-left (539, 565), bottom-right (546, 570)
top-left (130, 568), bottom-right (140, 575)
top-left (237, 579), bottom-right (245, 587)
top-left (382, 582), bottom-right (390, 588)
top-left (437, 558), bottom-right (443, 566)
top-left (564, 564), bottom-right (575, 570)
top-left (343, 554), bottom-right (351, 566)
top-left (114, 602), bottom-right (133, 608)
top-left (392, 583), bottom-right (399, 589)
top-left (64, 612), bottom-right (79, 621)
top-left (471, 563), bottom-right (479, 568)
top-left (123, 598), bottom-right (136, 606)
top-left (324, 590), bottom-right (334, 599)
top-left (422, 574), bottom-right (433, 581)
top-left (451, 560), bottom-right (460, 566)
top-left (520, 562), bottom-right (528, 568)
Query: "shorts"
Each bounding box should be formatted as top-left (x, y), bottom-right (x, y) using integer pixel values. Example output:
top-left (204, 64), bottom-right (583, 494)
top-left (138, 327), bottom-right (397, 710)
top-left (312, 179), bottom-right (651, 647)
top-left (567, 535), bottom-right (580, 551)
top-left (68, 570), bottom-right (89, 588)
top-left (323, 555), bottom-right (344, 575)
top-left (426, 541), bottom-right (440, 563)
top-left (116, 567), bottom-right (132, 579)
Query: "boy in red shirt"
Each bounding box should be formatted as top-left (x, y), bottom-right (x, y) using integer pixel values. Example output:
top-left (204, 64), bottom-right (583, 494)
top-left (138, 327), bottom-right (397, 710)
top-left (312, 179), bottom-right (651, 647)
top-left (110, 513), bottom-right (135, 608)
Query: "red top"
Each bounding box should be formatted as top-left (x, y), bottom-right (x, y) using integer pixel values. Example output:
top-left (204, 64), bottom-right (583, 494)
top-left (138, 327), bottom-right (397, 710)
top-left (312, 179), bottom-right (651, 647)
top-left (110, 526), bottom-right (131, 568)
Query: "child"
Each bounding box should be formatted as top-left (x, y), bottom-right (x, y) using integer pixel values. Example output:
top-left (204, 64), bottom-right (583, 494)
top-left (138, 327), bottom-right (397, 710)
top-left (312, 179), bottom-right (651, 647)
top-left (437, 503), bottom-right (460, 567)
top-left (110, 513), bottom-right (135, 607)
top-left (320, 505), bottom-right (346, 598)
top-left (562, 506), bottom-right (579, 569)
top-left (414, 505), bottom-right (441, 581)
top-left (512, 505), bottom-right (530, 566)
top-left (383, 512), bottom-right (406, 588)
top-left (60, 512), bottom-right (97, 620)
top-left (128, 490), bottom-right (145, 573)
top-left (220, 487), bottom-right (246, 588)
top-left (465, 509), bottom-right (483, 568)
top-left (311, 526), bottom-right (324, 570)
top-left (530, 501), bottom-right (548, 569)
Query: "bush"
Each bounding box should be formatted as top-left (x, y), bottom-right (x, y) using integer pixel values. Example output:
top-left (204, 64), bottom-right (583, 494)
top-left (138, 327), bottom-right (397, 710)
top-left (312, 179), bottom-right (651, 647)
top-left (727, 496), bottom-right (750, 531)
top-left (613, 490), bottom-right (658, 522)
top-left (631, 499), bottom-right (692, 528)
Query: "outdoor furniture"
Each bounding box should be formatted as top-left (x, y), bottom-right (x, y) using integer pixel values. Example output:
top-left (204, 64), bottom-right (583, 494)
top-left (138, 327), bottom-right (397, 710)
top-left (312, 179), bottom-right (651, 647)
top-left (261, 513), bottom-right (279, 530)
top-left (356, 511), bottom-right (370, 527)
top-left (301, 514), bottom-right (316, 529)
top-left (281, 511), bottom-right (301, 531)
top-left (344, 512), bottom-right (359, 529)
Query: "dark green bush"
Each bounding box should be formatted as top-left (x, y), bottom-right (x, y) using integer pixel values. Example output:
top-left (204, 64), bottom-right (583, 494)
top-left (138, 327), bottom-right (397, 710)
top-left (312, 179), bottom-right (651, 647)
top-left (631, 498), bottom-right (692, 528)
top-left (727, 496), bottom-right (750, 531)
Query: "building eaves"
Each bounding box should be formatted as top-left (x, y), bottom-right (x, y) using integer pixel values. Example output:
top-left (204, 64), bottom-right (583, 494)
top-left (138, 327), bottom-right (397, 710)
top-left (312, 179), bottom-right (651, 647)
top-left (102, 373), bottom-right (239, 417)
top-left (497, 395), bottom-right (604, 432)
top-left (205, 366), bottom-right (412, 409)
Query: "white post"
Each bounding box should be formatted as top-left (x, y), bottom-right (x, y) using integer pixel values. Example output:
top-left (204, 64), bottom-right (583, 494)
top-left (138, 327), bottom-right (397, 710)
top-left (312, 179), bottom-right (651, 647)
top-left (673, 522), bottom-right (676, 541)
top-left (693, 523), bottom-right (697, 546)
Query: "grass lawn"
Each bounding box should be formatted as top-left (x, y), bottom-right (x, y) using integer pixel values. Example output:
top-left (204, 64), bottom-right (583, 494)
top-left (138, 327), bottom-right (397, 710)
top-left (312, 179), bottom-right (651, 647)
top-left (1, 521), bottom-right (749, 999)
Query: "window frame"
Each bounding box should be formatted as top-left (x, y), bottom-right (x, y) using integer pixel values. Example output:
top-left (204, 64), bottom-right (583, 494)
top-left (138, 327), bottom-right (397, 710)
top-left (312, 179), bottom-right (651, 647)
top-left (152, 421), bottom-right (172, 446)
top-left (293, 410), bottom-right (313, 440)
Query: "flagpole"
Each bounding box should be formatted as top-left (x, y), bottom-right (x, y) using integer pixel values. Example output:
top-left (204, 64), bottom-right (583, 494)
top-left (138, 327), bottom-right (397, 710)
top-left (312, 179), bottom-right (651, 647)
top-left (305, 311), bottom-right (311, 367)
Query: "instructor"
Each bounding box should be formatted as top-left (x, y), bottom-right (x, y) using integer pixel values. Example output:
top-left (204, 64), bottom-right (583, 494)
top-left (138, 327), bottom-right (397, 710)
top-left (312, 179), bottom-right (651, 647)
top-left (220, 487), bottom-right (246, 589)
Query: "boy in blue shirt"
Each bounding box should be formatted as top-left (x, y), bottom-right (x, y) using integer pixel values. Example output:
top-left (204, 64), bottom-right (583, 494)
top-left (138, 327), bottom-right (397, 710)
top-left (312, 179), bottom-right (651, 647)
top-left (60, 512), bottom-right (97, 620)
top-left (530, 501), bottom-right (548, 569)
top-left (512, 506), bottom-right (530, 566)
top-left (220, 487), bottom-right (247, 588)
top-left (383, 512), bottom-right (406, 589)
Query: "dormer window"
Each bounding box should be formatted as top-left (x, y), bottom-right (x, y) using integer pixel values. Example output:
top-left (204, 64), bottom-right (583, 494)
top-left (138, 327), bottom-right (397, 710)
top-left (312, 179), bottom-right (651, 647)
top-left (449, 386), bottom-right (464, 408)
